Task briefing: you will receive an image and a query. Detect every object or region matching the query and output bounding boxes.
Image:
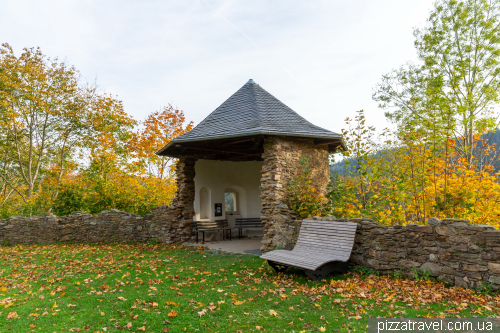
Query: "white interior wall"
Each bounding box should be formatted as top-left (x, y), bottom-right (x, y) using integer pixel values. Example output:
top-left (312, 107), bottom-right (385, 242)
top-left (193, 159), bottom-right (263, 221)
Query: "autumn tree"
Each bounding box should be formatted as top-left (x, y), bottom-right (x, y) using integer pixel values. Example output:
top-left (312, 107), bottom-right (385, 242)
top-left (127, 105), bottom-right (193, 179)
top-left (0, 43), bottom-right (136, 209)
top-left (374, 0), bottom-right (500, 165)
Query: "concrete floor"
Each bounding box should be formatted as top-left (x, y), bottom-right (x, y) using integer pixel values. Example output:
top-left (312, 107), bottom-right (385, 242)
top-left (186, 237), bottom-right (262, 255)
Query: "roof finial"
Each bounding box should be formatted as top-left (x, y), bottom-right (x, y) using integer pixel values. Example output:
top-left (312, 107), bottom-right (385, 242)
top-left (247, 79), bottom-right (255, 84)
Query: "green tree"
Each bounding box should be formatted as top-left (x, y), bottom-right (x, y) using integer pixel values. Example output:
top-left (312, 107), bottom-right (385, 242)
top-left (374, 0), bottom-right (500, 165)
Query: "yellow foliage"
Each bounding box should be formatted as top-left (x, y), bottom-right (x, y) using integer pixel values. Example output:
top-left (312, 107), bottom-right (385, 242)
top-left (332, 111), bottom-right (500, 228)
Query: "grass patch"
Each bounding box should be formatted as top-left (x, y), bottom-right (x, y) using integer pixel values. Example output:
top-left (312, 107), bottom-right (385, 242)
top-left (0, 243), bottom-right (498, 332)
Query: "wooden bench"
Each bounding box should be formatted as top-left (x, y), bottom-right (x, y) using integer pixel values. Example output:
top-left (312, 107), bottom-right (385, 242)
top-left (191, 220), bottom-right (232, 242)
top-left (260, 220), bottom-right (357, 281)
top-left (235, 218), bottom-right (263, 238)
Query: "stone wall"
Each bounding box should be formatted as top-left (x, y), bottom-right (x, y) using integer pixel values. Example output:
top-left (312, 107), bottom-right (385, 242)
top-left (308, 216), bottom-right (500, 290)
top-left (0, 157), bottom-right (197, 246)
top-left (0, 210), bottom-right (161, 245)
top-left (259, 136), bottom-right (329, 252)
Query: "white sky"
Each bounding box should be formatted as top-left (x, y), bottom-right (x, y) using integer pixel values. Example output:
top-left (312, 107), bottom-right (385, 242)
top-left (0, 0), bottom-right (436, 135)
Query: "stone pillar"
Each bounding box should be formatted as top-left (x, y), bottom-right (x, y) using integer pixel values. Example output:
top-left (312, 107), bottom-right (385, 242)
top-left (259, 136), bottom-right (329, 252)
top-left (154, 157), bottom-right (196, 243)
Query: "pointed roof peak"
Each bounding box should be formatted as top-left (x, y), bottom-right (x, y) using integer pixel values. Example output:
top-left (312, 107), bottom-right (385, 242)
top-left (156, 80), bottom-right (343, 156)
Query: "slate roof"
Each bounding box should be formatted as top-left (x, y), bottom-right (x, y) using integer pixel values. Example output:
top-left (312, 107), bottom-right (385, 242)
top-left (157, 79), bottom-right (342, 155)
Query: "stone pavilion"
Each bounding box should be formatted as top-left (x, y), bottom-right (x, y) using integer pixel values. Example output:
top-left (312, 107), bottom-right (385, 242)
top-left (156, 79), bottom-right (344, 251)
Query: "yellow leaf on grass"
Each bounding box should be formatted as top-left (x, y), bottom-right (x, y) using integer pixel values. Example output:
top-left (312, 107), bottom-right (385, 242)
top-left (167, 310), bottom-right (177, 317)
top-left (256, 326), bottom-right (263, 330)
top-left (117, 297), bottom-right (127, 301)
top-left (137, 326), bottom-right (146, 331)
top-left (100, 311), bottom-right (105, 316)
top-left (234, 301), bottom-right (244, 305)
top-left (269, 309), bottom-right (278, 317)
top-left (126, 323), bottom-right (132, 328)
top-left (319, 328), bottom-right (326, 332)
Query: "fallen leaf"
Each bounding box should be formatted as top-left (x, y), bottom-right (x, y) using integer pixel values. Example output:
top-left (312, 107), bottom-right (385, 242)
top-left (6, 312), bottom-right (18, 320)
top-left (117, 297), bottom-right (127, 301)
top-left (168, 310), bottom-right (177, 317)
top-left (126, 322), bottom-right (132, 328)
top-left (137, 326), bottom-right (146, 331)
top-left (269, 309), bottom-right (278, 317)
top-left (256, 326), bottom-right (263, 330)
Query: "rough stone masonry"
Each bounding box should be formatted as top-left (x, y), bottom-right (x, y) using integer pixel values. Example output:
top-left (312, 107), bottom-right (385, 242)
top-left (259, 136), bottom-right (330, 253)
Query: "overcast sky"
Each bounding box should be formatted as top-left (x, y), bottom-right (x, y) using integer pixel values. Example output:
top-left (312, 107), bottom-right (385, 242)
top-left (1, 0), bottom-right (436, 135)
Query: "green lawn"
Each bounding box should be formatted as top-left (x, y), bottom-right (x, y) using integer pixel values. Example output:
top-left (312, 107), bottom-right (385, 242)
top-left (0, 243), bottom-right (498, 333)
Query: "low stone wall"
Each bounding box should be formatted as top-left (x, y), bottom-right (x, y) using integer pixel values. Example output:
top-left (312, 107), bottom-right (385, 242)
top-left (0, 209), bottom-right (164, 245)
top-left (0, 157), bottom-right (198, 246)
top-left (308, 216), bottom-right (500, 290)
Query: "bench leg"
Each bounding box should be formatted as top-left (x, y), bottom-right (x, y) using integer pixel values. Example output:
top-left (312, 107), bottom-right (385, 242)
top-left (305, 262), bottom-right (348, 281)
top-left (196, 232), bottom-right (198, 243)
top-left (268, 260), bottom-right (289, 273)
top-left (202, 231), bottom-right (205, 243)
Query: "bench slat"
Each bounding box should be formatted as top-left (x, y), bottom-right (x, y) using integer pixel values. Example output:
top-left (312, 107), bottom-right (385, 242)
top-left (298, 232), bottom-right (356, 241)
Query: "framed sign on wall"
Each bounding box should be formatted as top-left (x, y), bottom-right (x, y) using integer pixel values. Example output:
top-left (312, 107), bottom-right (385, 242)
top-left (214, 203), bottom-right (223, 217)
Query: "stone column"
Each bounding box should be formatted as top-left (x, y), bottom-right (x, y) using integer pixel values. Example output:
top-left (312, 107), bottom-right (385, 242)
top-left (171, 157), bottom-right (196, 242)
top-left (151, 157), bottom-right (196, 243)
top-left (259, 136), bottom-right (329, 252)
